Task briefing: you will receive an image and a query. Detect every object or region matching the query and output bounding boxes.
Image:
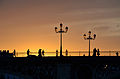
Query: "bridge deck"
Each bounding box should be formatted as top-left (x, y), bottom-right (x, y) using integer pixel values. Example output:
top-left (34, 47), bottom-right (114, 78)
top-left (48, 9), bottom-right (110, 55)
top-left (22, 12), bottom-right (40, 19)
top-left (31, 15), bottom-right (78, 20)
top-left (0, 56), bottom-right (120, 79)
top-left (0, 56), bottom-right (120, 64)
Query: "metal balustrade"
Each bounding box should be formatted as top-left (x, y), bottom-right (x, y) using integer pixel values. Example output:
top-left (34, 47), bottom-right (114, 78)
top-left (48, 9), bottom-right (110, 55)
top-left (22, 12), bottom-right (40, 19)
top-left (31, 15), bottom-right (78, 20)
top-left (13, 51), bottom-right (120, 57)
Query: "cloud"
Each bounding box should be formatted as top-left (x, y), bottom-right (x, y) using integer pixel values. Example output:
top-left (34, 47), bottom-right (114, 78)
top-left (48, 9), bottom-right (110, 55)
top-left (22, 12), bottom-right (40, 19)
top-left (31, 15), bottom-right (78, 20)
top-left (94, 24), bottom-right (120, 37)
top-left (95, 26), bottom-right (110, 31)
top-left (110, 25), bottom-right (120, 33)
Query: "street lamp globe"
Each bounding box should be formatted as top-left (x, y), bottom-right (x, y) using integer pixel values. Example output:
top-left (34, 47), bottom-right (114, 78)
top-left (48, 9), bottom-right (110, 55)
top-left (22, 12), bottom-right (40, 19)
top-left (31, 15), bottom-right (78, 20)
top-left (65, 27), bottom-right (68, 32)
top-left (88, 31), bottom-right (91, 35)
top-left (94, 34), bottom-right (96, 39)
top-left (83, 34), bottom-right (86, 39)
top-left (60, 23), bottom-right (63, 27)
top-left (55, 27), bottom-right (58, 32)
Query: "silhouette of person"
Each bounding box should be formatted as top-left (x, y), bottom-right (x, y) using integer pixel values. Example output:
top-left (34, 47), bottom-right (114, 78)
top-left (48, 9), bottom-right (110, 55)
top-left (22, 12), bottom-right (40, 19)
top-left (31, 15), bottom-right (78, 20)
top-left (42, 50), bottom-right (45, 56)
top-left (65, 49), bottom-right (68, 56)
top-left (97, 49), bottom-right (100, 56)
top-left (56, 50), bottom-right (58, 57)
top-left (83, 54), bottom-right (85, 56)
top-left (27, 49), bottom-right (30, 56)
top-left (13, 49), bottom-right (16, 57)
top-left (116, 52), bottom-right (119, 56)
top-left (7, 50), bottom-right (9, 53)
top-left (3, 50), bottom-right (6, 53)
top-left (93, 48), bottom-right (97, 56)
top-left (38, 49), bottom-right (42, 57)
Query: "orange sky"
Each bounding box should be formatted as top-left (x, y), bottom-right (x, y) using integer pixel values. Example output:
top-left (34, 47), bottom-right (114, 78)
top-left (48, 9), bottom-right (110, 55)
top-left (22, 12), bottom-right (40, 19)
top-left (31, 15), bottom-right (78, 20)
top-left (0, 0), bottom-right (120, 52)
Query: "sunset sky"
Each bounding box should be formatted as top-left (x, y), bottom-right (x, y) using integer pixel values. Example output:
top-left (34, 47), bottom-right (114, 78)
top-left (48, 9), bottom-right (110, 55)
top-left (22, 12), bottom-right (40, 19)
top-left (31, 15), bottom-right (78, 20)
top-left (0, 0), bottom-right (120, 52)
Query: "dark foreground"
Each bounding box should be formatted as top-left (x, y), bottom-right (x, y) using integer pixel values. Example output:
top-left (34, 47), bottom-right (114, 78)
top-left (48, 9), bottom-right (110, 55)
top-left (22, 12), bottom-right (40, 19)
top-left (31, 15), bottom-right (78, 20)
top-left (0, 56), bottom-right (120, 79)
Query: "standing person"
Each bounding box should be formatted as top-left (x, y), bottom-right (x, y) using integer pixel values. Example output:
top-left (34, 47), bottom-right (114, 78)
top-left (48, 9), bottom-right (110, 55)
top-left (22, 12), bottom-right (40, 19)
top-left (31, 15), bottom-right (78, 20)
top-left (42, 50), bottom-right (44, 56)
top-left (93, 48), bottom-right (97, 56)
top-left (7, 50), bottom-right (9, 53)
top-left (116, 52), bottom-right (119, 56)
top-left (38, 49), bottom-right (42, 57)
top-left (56, 50), bottom-right (58, 57)
top-left (97, 49), bottom-right (100, 56)
top-left (27, 49), bottom-right (30, 56)
top-left (83, 54), bottom-right (85, 56)
top-left (13, 49), bottom-right (16, 57)
top-left (65, 49), bottom-right (68, 56)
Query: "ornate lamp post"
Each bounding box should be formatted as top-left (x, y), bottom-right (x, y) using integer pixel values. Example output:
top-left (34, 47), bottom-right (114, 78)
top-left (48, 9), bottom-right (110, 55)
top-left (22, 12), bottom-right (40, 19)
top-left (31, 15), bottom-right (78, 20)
top-left (55, 23), bottom-right (68, 57)
top-left (83, 31), bottom-right (96, 56)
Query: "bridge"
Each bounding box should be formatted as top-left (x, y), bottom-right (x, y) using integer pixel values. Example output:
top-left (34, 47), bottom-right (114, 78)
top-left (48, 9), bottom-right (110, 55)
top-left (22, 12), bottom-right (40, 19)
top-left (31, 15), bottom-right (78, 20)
top-left (15, 51), bottom-right (120, 57)
top-left (0, 56), bottom-right (120, 79)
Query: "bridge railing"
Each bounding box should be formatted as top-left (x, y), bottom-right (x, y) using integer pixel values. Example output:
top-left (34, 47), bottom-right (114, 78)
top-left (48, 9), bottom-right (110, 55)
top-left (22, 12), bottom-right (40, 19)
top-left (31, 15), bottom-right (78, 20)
top-left (14, 51), bottom-right (120, 57)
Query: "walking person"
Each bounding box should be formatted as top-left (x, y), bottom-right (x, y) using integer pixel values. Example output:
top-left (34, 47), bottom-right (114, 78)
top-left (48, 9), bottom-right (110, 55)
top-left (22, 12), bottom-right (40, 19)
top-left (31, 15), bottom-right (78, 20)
top-left (42, 50), bottom-right (45, 56)
top-left (56, 50), bottom-right (58, 57)
top-left (27, 49), bottom-right (30, 57)
top-left (93, 48), bottom-right (97, 56)
top-left (83, 54), bottom-right (85, 56)
top-left (116, 52), bottom-right (119, 56)
top-left (97, 49), bottom-right (100, 56)
top-left (38, 49), bottom-right (42, 57)
top-left (13, 49), bottom-right (16, 57)
top-left (65, 49), bottom-right (68, 56)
